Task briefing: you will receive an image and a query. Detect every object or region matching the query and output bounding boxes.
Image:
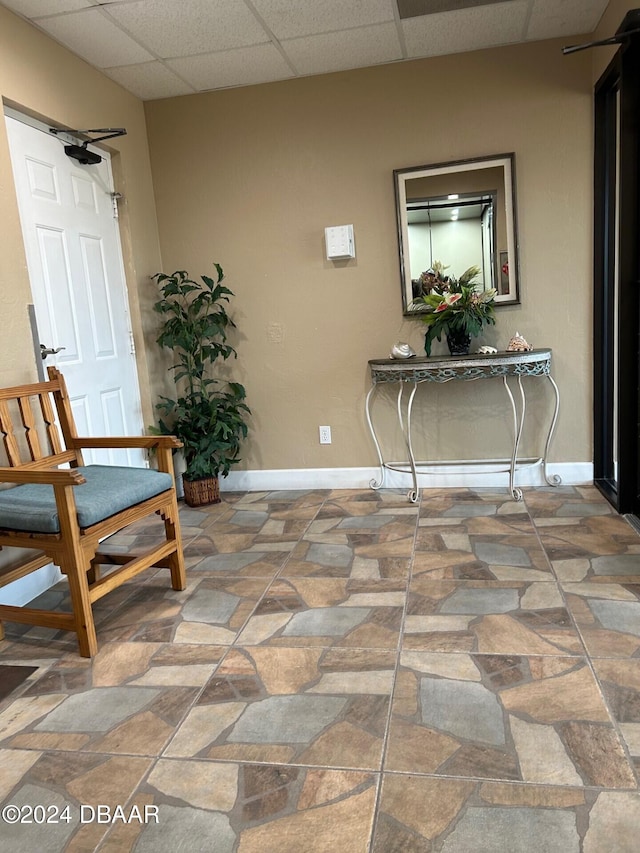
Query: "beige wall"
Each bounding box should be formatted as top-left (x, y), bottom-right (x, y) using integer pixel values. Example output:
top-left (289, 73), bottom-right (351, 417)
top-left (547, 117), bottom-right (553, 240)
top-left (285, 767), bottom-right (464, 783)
top-left (0, 5), bottom-right (162, 425)
top-left (145, 39), bottom-right (593, 470)
top-left (0, 5), bottom-right (598, 474)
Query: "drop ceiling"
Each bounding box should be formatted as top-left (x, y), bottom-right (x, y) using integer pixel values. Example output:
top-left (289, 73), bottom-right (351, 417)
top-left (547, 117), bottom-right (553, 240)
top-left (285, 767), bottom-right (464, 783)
top-left (0, 0), bottom-right (609, 101)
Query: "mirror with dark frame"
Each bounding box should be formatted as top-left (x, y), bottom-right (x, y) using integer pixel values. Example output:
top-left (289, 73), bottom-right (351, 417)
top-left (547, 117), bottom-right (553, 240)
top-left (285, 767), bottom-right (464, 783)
top-left (394, 153), bottom-right (520, 315)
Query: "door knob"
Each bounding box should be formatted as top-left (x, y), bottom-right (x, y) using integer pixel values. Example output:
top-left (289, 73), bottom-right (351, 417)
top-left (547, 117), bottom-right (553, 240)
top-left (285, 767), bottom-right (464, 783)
top-left (40, 344), bottom-right (66, 359)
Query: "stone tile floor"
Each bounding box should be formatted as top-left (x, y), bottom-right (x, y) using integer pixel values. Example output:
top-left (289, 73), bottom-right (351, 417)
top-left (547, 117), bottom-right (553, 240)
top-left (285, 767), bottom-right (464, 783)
top-left (0, 485), bottom-right (640, 851)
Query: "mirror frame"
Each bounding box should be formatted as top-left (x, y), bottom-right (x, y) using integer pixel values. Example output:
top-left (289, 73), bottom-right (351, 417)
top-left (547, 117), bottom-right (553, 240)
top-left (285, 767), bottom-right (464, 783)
top-left (394, 153), bottom-right (520, 315)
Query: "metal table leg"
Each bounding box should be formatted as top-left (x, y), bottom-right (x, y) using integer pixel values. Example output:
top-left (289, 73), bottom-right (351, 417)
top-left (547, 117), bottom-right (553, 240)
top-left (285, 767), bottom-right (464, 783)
top-left (542, 373), bottom-right (562, 486)
top-left (396, 382), bottom-right (419, 503)
top-left (365, 384), bottom-right (385, 490)
top-left (503, 375), bottom-right (525, 501)
top-left (404, 382), bottom-right (419, 503)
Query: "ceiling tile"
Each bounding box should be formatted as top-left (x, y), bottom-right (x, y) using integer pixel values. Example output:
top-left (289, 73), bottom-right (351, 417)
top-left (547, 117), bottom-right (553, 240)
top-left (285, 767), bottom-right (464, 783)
top-left (37, 8), bottom-right (154, 67)
top-left (283, 23), bottom-right (402, 76)
top-left (398, 0), bottom-right (514, 16)
top-left (103, 61), bottom-right (194, 100)
top-left (526, 0), bottom-right (608, 41)
top-left (0, 0), bottom-right (612, 101)
top-left (251, 0), bottom-right (395, 40)
top-left (106, 0), bottom-right (270, 59)
top-left (402, 0), bottom-right (528, 58)
top-left (167, 43), bottom-right (293, 91)
top-left (1, 0), bottom-right (91, 17)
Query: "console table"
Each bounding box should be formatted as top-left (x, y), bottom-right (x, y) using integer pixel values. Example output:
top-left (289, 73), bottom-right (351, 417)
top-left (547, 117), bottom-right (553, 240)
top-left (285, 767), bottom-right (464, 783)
top-left (365, 348), bottom-right (560, 503)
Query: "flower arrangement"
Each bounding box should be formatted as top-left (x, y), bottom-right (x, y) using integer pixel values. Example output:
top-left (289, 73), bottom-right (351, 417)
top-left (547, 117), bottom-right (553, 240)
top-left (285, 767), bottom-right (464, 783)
top-left (414, 261), bottom-right (497, 356)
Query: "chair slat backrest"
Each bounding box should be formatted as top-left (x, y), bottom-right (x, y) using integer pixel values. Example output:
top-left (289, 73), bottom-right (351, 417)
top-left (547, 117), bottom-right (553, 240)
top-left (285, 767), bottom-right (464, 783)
top-left (0, 370), bottom-right (81, 469)
top-left (0, 399), bottom-right (22, 466)
top-left (38, 392), bottom-right (64, 457)
top-left (47, 367), bottom-right (81, 464)
top-left (18, 395), bottom-right (43, 460)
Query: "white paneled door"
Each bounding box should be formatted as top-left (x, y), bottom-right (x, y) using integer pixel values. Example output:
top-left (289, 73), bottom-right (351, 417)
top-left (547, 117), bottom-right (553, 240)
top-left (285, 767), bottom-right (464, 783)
top-left (5, 112), bottom-right (145, 467)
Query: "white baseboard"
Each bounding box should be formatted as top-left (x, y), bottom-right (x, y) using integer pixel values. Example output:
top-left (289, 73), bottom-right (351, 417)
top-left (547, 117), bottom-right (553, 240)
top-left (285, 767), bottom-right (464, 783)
top-left (222, 462), bottom-right (594, 493)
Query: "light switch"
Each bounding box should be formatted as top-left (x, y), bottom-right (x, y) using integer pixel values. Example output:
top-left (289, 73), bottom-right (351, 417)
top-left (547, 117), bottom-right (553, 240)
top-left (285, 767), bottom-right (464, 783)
top-left (325, 224), bottom-right (355, 260)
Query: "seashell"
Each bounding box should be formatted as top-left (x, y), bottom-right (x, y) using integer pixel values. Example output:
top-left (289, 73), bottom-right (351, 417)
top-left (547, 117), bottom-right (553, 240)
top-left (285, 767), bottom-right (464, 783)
top-left (390, 342), bottom-right (416, 359)
top-left (477, 346), bottom-right (498, 354)
top-left (506, 331), bottom-right (532, 352)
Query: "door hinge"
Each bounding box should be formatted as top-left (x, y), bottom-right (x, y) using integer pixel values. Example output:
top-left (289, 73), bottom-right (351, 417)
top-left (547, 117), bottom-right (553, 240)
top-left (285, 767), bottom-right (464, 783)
top-left (129, 330), bottom-right (136, 355)
top-left (110, 192), bottom-right (122, 219)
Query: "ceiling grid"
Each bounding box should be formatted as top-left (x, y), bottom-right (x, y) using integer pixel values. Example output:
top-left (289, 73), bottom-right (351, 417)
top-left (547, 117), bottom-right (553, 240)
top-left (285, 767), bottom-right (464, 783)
top-left (0, 0), bottom-right (609, 100)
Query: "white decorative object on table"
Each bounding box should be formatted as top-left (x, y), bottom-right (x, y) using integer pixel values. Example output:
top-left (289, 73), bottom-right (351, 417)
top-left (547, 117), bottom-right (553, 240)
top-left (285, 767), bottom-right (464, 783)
top-left (477, 346), bottom-right (498, 354)
top-left (389, 342), bottom-right (416, 359)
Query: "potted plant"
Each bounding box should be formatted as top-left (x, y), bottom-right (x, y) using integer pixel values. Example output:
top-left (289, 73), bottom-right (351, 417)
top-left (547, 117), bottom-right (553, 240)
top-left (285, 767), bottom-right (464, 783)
top-left (151, 264), bottom-right (250, 506)
top-left (414, 262), bottom-right (497, 356)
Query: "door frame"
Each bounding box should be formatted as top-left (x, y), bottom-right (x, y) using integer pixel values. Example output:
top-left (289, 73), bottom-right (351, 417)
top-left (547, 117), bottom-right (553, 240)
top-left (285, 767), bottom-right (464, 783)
top-left (3, 106), bottom-right (145, 438)
top-left (593, 35), bottom-right (640, 516)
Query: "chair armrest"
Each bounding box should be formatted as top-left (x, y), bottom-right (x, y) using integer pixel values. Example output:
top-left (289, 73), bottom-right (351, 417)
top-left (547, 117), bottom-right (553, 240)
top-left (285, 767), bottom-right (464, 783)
top-left (70, 436), bottom-right (183, 450)
top-left (0, 467), bottom-right (86, 486)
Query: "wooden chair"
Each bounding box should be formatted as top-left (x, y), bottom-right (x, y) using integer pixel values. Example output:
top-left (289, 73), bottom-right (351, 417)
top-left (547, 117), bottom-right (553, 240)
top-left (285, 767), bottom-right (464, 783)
top-left (0, 366), bottom-right (185, 657)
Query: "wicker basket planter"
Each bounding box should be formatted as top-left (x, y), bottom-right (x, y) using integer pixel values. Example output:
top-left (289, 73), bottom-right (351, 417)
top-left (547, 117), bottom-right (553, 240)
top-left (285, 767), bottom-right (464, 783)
top-left (183, 475), bottom-right (220, 507)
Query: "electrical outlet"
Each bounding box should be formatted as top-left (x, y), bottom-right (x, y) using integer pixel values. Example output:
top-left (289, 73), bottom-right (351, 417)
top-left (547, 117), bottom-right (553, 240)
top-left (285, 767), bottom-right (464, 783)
top-left (319, 425), bottom-right (332, 444)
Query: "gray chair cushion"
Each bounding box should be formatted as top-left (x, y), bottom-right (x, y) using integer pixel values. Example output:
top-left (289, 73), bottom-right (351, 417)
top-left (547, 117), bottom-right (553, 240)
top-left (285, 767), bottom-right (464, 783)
top-left (0, 465), bottom-right (174, 534)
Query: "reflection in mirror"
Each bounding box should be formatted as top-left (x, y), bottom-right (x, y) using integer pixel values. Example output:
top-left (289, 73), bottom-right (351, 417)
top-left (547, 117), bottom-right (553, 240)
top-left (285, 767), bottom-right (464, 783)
top-left (395, 154), bottom-right (520, 314)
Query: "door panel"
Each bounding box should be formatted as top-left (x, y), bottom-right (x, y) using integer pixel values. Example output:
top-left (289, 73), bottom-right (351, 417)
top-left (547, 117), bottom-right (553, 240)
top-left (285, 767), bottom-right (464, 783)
top-left (37, 225), bottom-right (82, 364)
top-left (593, 38), bottom-right (640, 517)
top-left (5, 112), bottom-right (144, 468)
top-left (80, 234), bottom-right (117, 358)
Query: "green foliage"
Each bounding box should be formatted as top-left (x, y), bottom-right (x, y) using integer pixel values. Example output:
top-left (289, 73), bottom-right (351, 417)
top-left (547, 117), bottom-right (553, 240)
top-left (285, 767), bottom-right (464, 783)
top-left (414, 263), bottom-right (496, 356)
top-left (151, 266), bottom-right (250, 480)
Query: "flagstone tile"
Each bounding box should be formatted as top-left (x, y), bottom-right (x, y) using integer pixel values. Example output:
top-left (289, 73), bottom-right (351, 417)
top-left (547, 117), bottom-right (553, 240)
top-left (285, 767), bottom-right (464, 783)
top-left (188, 548), bottom-right (292, 578)
top-left (0, 663), bottom-right (44, 706)
top-left (3, 484), bottom-right (640, 851)
top-left (420, 489), bottom-right (534, 530)
top-left (0, 562), bottom-right (204, 652)
top-left (215, 490), bottom-right (248, 504)
top-left (372, 777), bottom-right (640, 852)
top-left (0, 578), bottom-right (144, 651)
top-left (402, 579), bottom-right (584, 655)
top-left (412, 531), bottom-right (552, 581)
top-left (385, 651), bottom-right (636, 786)
top-left (0, 640), bottom-right (62, 665)
top-left (0, 751), bottom-right (151, 852)
top-left (326, 488), bottom-right (417, 508)
top-left (314, 505), bottom-right (418, 526)
top-left (179, 500), bottom-right (234, 530)
top-left (220, 490), bottom-right (328, 519)
top-left (236, 578), bottom-right (405, 649)
top-left (5, 685), bottom-right (199, 756)
top-left (535, 515), bottom-right (640, 569)
top-left (552, 553), bottom-right (640, 584)
top-left (591, 658), bottom-right (640, 770)
top-left (281, 531), bottom-right (413, 580)
top-left (0, 693), bottom-right (68, 742)
top-left (102, 521), bottom-right (204, 554)
top-left (165, 645), bottom-right (395, 769)
top-left (101, 761), bottom-right (376, 853)
top-left (202, 512), bottom-right (312, 539)
top-left (563, 582), bottom-right (640, 658)
top-left (523, 485), bottom-right (615, 518)
top-left (0, 643), bottom-right (211, 755)
top-left (182, 527), bottom-right (297, 577)
top-left (307, 513), bottom-right (417, 533)
top-left (95, 576), bottom-right (269, 646)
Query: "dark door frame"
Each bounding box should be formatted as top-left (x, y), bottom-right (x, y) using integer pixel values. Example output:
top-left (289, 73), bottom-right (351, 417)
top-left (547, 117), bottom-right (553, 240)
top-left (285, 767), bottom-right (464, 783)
top-left (593, 34), bottom-right (640, 516)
